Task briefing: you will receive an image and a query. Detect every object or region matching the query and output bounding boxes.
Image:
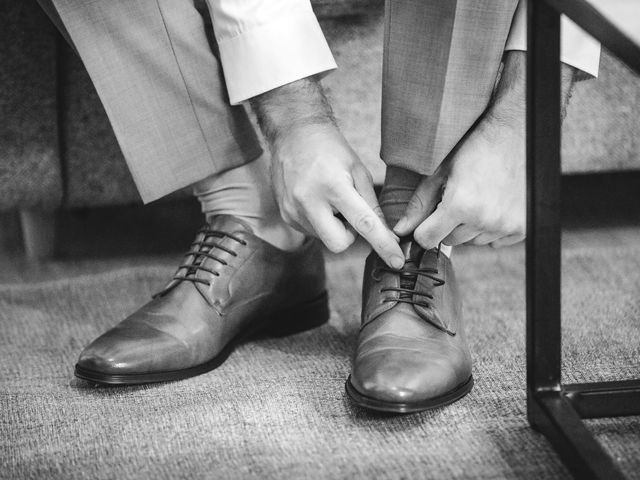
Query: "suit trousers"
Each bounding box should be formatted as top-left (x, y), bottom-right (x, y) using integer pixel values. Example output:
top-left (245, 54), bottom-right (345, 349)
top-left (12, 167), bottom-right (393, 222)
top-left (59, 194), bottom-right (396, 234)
top-left (381, 0), bottom-right (519, 175)
top-left (38, 0), bottom-right (262, 203)
top-left (40, 0), bottom-right (519, 201)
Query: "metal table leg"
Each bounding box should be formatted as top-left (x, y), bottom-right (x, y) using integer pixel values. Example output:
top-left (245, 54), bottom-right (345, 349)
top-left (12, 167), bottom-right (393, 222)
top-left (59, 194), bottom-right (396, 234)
top-left (526, 1), bottom-right (640, 478)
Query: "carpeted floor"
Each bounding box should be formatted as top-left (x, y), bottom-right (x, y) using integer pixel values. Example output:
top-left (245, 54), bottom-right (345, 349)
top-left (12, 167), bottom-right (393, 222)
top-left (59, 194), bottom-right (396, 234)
top-left (1, 243), bottom-right (639, 479)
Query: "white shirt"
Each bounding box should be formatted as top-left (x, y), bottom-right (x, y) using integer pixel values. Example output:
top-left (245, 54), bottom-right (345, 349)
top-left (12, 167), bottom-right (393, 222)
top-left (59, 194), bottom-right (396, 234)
top-left (210, 0), bottom-right (600, 105)
top-left (208, 0), bottom-right (336, 105)
top-left (504, 0), bottom-right (601, 77)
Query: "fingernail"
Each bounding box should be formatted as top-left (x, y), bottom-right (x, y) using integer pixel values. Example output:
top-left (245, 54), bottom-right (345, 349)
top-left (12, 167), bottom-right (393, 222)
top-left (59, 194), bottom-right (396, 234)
top-left (390, 255), bottom-right (405, 269)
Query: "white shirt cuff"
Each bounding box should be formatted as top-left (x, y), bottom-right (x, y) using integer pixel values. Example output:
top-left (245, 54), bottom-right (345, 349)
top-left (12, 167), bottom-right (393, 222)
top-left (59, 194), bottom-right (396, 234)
top-left (217, 11), bottom-right (337, 105)
top-left (504, 0), bottom-right (601, 77)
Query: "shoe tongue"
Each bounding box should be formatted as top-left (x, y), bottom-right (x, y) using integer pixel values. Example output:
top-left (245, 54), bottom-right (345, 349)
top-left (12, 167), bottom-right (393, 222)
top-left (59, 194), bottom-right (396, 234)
top-left (398, 238), bottom-right (424, 294)
top-left (206, 215), bottom-right (254, 234)
top-left (400, 238), bottom-right (425, 265)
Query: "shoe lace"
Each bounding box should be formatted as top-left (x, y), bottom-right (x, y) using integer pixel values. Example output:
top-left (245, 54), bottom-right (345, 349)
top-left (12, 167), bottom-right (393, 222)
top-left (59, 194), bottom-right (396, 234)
top-left (172, 226), bottom-right (247, 287)
top-left (374, 248), bottom-right (454, 336)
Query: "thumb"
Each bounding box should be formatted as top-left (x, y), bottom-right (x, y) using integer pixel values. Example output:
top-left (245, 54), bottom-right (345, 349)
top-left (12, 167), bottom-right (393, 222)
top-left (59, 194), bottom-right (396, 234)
top-left (393, 174), bottom-right (444, 236)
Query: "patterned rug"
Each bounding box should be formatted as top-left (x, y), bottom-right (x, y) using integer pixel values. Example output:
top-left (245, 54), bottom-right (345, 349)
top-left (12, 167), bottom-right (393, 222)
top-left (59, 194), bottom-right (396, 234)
top-left (1, 245), bottom-right (639, 479)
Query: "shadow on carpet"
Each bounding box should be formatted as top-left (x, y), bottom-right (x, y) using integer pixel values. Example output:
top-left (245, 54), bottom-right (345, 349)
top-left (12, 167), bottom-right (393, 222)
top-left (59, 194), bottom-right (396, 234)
top-left (1, 245), bottom-right (639, 479)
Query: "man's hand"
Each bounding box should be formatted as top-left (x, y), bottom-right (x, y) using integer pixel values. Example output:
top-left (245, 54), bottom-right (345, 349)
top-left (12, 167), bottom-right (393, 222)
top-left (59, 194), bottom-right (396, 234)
top-left (394, 51), bottom-right (578, 249)
top-left (250, 78), bottom-right (404, 269)
top-left (393, 114), bottom-right (526, 248)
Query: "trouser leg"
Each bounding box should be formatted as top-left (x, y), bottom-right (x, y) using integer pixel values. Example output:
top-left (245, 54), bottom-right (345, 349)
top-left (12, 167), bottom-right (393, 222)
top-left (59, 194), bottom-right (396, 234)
top-left (37, 0), bottom-right (262, 203)
top-left (381, 0), bottom-right (519, 174)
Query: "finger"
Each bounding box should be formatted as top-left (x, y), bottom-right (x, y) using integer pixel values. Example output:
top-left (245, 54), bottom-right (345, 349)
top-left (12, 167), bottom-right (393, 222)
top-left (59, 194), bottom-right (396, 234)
top-left (470, 231), bottom-right (503, 246)
top-left (333, 187), bottom-right (404, 269)
top-left (490, 234), bottom-right (525, 248)
top-left (442, 225), bottom-right (482, 246)
top-left (393, 175), bottom-right (443, 236)
top-left (333, 212), bottom-right (359, 242)
top-left (284, 214), bottom-right (314, 236)
top-left (413, 205), bottom-right (460, 250)
top-left (306, 206), bottom-right (356, 253)
top-left (352, 167), bottom-right (386, 225)
top-left (352, 168), bottom-right (400, 245)
top-left (280, 206), bottom-right (316, 236)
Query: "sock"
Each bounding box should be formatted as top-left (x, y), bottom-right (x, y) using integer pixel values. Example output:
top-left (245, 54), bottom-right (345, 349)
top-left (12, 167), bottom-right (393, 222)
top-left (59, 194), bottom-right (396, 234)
top-left (192, 154), bottom-right (304, 251)
top-left (379, 166), bottom-right (422, 228)
top-left (379, 166), bottom-right (451, 258)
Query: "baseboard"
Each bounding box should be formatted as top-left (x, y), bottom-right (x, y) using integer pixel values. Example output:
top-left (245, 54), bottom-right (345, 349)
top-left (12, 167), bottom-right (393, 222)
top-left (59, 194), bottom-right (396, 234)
top-left (1, 171), bottom-right (638, 258)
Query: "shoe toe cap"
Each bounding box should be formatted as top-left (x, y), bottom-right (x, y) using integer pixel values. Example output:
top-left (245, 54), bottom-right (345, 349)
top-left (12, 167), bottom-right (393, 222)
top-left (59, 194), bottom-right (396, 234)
top-left (352, 361), bottom-right (454, 404)
top-left (76, 335), bottom-right (140, 375)
top-left (76, 326), bottom-right (193, 376)
top-left (351, 341), bottom-right (470, 404)
top-left (354, 374), bottom-right (420, 404)
top-left (76, 351), bottom-right (115, 373)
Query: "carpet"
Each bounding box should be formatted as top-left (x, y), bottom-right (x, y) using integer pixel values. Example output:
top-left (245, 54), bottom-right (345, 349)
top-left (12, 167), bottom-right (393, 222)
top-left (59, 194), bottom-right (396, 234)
top-left (1, 245), bottom-right (639, 479)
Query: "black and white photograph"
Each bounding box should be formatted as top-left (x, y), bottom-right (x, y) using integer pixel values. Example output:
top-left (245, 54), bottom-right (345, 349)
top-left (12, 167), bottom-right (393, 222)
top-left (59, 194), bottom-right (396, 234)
top-left (1, 0), bottom-right (639, 478)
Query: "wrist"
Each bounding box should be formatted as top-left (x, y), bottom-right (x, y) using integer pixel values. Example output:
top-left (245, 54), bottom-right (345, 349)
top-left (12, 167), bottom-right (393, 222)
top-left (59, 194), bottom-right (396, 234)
top-left (272, 117), bottom-right (337, 149)
top-left (249, 76), bottom-right (336, 148)
top-left (272, 122), bottom-right (346, 168)
top-left (485, 94), bottom-right (525, 133)
top-left (486, 51), bottom-right (526, 131)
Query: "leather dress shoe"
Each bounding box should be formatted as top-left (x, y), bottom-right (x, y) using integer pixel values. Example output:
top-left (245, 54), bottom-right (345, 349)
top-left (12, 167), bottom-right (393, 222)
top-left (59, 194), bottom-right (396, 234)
top-left (75, 215), bottom-right (328, 385)
top-left (346, 240), bottom-right (473, 413)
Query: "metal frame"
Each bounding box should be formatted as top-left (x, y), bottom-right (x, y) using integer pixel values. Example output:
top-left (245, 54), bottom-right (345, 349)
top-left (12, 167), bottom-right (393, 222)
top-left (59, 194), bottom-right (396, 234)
top-left (526, 1), bottom-right (640, 478)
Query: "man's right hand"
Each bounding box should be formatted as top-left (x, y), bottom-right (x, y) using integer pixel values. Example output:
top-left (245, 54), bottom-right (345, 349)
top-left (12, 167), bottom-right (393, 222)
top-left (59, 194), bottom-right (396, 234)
top-left (249, 77), bottom-right (403, 269)
top-left (270, 122), bottom-right (405, 269)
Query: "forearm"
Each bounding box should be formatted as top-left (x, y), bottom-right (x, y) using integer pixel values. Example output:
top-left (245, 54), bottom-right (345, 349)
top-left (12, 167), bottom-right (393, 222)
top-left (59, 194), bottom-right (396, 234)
top-left (249, 77), bottom-right (336, 149)
top-left (487, 50), bottom-right (578, 127)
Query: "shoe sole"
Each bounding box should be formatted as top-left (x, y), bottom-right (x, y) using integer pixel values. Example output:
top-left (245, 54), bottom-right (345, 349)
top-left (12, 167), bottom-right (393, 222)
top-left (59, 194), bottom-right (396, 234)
top-left (345, 375), bottom-right (474, 414)
top-left (74, 291), bottom-right (330, 386)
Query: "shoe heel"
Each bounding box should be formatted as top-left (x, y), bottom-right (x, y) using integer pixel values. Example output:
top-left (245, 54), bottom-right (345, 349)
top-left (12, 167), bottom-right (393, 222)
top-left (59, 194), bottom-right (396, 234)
top-left (264, 291), bottom-right (330, 337)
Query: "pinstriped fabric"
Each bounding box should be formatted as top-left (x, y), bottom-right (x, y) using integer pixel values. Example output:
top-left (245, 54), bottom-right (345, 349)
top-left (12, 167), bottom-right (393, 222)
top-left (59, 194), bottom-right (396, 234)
top-left (381, 0), bottom-right (518, 175)
top-left (40, 0), bottom-right (261, 203)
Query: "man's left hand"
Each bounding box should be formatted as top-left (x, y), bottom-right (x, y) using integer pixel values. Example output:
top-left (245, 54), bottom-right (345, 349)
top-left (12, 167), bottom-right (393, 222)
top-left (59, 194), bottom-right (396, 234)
top-left (393, 112), bottom-right (526, 249)
top-left (393, 51), bottom-right (579, 250)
